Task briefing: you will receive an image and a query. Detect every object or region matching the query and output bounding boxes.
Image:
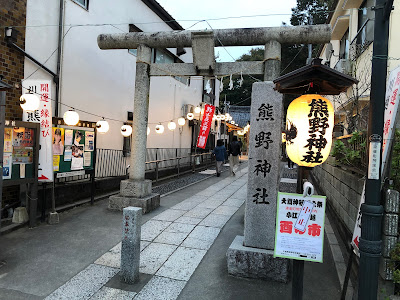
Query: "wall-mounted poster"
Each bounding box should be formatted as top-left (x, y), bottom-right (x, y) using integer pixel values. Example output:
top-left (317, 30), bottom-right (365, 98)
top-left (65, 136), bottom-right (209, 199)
top-left (4, 128), bottom-right (12, 152)
top-left (84, 152), bottom-right (91, 167)
top-left (13, 127), bottom-right (34, 147)
top-left (2, 153), bottom-right (12, 179)
top-left (64, 145), bottom-right (72, 161)
top-left (13, 147), bottom-right (33, 164)
top-left (52, 127), bottom-right (64, 155)
top-left (85, 131), bottom-right (94, 151)
top-left (65, 129), bottom-right (73, 146)
top-left (53, 155), bottom-right (60, 171)
top-left (71, 144), bottom-right (84, 170)
top-left (74, 130), bottom-right (84, 146)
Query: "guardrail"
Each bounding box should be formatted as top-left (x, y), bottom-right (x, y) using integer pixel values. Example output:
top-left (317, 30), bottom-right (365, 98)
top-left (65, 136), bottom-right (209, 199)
top-left (95, 148), bottom-right (214, 182)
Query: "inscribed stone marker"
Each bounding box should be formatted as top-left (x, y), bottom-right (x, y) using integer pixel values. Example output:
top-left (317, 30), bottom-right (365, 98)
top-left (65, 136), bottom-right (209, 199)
top-left (121, 207), bottom-right (142, 284)
top-left (244, 82), bottom-right (282, 250)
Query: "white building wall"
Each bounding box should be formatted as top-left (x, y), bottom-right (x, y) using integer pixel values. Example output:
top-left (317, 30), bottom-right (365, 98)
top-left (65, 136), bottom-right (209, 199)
top-left (24, 0), bottom-right (205, 152)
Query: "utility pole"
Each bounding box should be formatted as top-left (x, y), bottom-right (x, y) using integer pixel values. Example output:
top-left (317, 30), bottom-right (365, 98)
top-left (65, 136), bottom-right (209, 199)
top-left (358, 0), bottom-right (393, 299)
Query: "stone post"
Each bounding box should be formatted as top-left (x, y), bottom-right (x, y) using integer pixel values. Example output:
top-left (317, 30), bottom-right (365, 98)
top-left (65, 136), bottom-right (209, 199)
top-left (264, 40), bottom-right (281, 81)
top-left (121, 207), bottom-right (142, 284)
top-left (227, 82), bottom-right (289, 282)
top-left (109, 45), bottom-right (160, 213)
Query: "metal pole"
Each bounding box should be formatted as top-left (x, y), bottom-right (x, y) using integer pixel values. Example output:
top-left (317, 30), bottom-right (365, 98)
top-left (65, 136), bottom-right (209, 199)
top-left (292, 166), bottom-right (306, 300)
top-left (41, 183), bottom-right (46, 222)
top-left (0, 91), bottom-right (5, 232)
top-left (358, 0), bottom-right (392, 298)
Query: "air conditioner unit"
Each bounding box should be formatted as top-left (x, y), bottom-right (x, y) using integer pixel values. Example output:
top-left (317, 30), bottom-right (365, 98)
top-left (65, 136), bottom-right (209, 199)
top-left (334, 59), bottom-right (352, 75)
top-left (182, 104), bottom-right (194, 116)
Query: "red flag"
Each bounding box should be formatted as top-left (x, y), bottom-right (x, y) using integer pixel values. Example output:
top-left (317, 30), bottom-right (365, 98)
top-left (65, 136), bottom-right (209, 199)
top-left (196, 104), bottom-right (215, 149)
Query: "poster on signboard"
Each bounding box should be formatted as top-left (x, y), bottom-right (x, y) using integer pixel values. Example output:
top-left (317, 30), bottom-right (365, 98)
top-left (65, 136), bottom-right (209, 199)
top-left (2, 153), bottom-right (12, 179)
top-left (64, 145), bottom-right (72, 161)
top-left (53, 155), bottom-right (60, 171)
top-left (4, 128), bottom-right (12, 152)
top-left (84, 152), bottom-right (91, 166)
top-left (65, 129), bottom-right (73, 146)
top-left (274, 192), bottom-right (326, 263)
top-left (52, 127), bottom-right (64, 155)
top-left (85, 131), bottom-right (94, 151)
top-left (13, 147), bottom-right (33, 164)
top-left (22, 79), bottom-right (53, 182)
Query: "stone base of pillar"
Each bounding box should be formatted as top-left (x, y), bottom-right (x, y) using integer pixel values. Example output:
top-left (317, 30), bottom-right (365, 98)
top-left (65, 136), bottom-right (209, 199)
top-left (120, 179), bottom-right (152, 198)
top-left (12, 207), bottom-right (29, 224)
top-left (227, 235), bottom-right (290, 283)
top-left (48, 212), bottom-right (59, 225)
top-left (109, 193), bottom-right (160, 214)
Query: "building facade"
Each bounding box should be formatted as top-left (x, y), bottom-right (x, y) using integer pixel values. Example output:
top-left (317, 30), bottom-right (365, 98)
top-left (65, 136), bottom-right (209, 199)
top-left (319, 0), bottom-right (400, 134)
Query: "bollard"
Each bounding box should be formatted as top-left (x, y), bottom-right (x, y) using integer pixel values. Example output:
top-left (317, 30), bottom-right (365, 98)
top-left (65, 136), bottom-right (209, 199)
top-left (121, 207), bottom-right (142, 284)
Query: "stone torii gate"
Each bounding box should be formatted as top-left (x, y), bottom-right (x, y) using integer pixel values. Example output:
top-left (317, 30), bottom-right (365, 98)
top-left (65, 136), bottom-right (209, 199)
top-left (98, 24), bottom-right (331, 279)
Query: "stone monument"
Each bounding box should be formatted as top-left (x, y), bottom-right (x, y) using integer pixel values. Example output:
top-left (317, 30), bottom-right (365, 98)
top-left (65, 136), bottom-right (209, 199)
top-left (226, 82), bottom-right (289, 282)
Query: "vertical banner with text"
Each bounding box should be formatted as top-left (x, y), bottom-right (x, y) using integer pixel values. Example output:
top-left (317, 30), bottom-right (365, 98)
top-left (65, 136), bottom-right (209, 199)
top-left (196, 104), bottom-right (215, 149)
top-left (22, 79), bottom-right (53, 182)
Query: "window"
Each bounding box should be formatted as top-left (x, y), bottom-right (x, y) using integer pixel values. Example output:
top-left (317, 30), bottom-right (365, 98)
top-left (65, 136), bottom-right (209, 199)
top-left (73, 0), bottom-right (88, 9)
top-left (154, 49), bottom-right (175, 64)
top-left (128, 24), bottom-right (142, 57)
top-left (356, 0), bottom-right (374, 46)
top-left (339, 30), bottom-right (349, 59)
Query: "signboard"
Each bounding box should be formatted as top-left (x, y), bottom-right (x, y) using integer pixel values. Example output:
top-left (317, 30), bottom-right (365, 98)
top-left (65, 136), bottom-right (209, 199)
top-left (22, 79), bottom-right (53, 182)
top-left (351, 65), bottom-right (400, 255)
top-left (274, 192), bottom-right (326, 263)
top-left (196, 104), bottom-right (215, 149)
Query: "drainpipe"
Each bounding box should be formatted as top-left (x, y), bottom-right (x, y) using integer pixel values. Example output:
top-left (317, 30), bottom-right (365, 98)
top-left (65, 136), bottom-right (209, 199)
top-left (55, 0), bottom-right (64, 117)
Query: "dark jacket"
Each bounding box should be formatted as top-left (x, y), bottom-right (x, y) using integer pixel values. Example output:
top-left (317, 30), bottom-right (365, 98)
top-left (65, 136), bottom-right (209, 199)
top-left (229, 141), bottom-right (241, 156)
top-left (212, 145), bottom-right (227, 161)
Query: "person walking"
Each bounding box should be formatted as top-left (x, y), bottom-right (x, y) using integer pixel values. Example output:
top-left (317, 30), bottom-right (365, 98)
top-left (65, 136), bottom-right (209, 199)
top-left (228, 136), bottom-right (241, 176)
top-left (212, 139), bottom-right (227, 177)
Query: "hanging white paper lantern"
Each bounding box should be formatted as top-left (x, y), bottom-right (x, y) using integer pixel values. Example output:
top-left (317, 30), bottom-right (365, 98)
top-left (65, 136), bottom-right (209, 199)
top-left (63, 110), bottom-right (80, 126)
top-left (286, 94), bottom-right (334, 167)
top-left (230, 120), bottom-right (235, 124)
top-left (168, 121), bottom-right (176, 131)
top-left (216, 115), bottom-right (222, 121)
top-left (20, 93), bottom-right (40, 111)
top-left (235, 123), bottom-right (238, 126)
top-left (178, 117), bottom-right (186, 126)
top-left (219, 114), bottom-right (226, 121)
top-left (96, 119), bottom-right (109, 134)
top-left (229, 116), bottom-right (233, 121)
top-left (194, 106), bottom-right (201, 114)
top-left (155, 124), bottom-right (164, 134)
top-left (187, 113), bottom-right (194, 120)
top-left (225, 113), bottom-right (230, 120)
top-left (120, 125), bottom-right (132, 137)
top-left (147, 127), bottom-right (150, 135)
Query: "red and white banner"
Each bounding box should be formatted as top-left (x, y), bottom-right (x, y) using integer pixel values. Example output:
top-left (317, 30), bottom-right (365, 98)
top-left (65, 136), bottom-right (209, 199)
top-left (22, 79), bottom-right (54, 182)
top-left (196, 104), bottom-right (215, 149)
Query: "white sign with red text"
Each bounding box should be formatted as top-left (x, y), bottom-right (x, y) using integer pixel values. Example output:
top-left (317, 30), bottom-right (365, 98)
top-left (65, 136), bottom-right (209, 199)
top-left (22, 79), bottom-right (53, 182)
top-left (196, 104), bottom-right (215, 149)
top-left (351, 65), bottom-right (400, 255)
top-left (274, 192), bottom-right (326, 263)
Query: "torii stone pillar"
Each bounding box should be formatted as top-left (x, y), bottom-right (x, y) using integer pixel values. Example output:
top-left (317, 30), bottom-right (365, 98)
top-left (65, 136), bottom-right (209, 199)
top-left (109, 44), bottom-right (160, 213)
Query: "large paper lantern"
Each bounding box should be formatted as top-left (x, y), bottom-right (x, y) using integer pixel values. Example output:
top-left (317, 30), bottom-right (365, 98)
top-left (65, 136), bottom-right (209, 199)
top-left (63, 110), bottom-right (79, 126)
top-left (285, 94), bottom-right (334, 167)
top-left (121, 125), bottom-right (132, 137)
top-left (96, 120), bottom-right (109, 134)
top-left (20, 93), bottom-right (40, 111)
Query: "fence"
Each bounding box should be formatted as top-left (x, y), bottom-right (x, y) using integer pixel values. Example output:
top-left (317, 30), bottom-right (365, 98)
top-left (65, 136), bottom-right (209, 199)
top-left (335, 133), bottom-right (367, 173)
top-left (95, 148), bottom-right (213, 180)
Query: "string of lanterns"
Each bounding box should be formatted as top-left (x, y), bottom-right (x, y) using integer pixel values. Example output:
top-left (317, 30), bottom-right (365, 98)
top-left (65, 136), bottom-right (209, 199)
top-left (19, 94), bottom-right (246, 137)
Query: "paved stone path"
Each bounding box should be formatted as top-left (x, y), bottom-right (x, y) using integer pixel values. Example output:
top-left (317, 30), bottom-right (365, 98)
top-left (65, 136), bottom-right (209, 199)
top-left (45, 167), bottom-right (248, 300)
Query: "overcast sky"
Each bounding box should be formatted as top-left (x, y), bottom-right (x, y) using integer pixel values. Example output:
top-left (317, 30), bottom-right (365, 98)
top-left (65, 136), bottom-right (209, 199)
top-left (156, 0), bottom-right (297, 62)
